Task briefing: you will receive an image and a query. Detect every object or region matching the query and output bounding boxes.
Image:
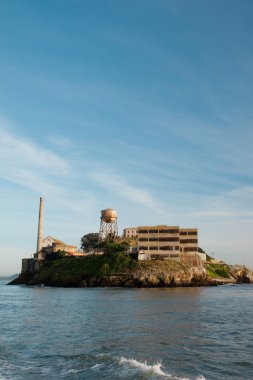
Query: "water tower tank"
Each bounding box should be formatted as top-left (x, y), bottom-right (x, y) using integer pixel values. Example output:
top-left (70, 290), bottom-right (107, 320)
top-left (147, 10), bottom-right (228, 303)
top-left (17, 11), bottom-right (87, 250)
top-left (101, 209), bottom-right (117, 223)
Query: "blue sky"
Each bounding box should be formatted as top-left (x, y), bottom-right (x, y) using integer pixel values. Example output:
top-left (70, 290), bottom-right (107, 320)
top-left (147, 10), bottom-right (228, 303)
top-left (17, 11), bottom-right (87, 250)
top-left (1, 0), bottom-right (253, 275)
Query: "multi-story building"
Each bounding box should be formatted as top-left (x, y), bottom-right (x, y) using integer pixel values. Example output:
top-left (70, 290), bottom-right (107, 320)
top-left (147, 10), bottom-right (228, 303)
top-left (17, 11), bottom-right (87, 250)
top-left (179, 228), bottom-right (198, 254)
top-left (137, 225), bottom-right (181, 261)
top-left (136, 225), bottom-right (204, 264)
top-left (123, 227), bottom-right (137, 238)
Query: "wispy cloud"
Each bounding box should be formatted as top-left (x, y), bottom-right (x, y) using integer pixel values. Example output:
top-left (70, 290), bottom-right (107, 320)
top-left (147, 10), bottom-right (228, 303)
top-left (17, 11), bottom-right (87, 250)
top-left (187, 185), bottom-right (253, 219)
top-left (0, 117), bottom-right (69, 195)
top-left (86, 170), bottom-right (166, 215)
top-left (1, 117), bottom-right (167, 220)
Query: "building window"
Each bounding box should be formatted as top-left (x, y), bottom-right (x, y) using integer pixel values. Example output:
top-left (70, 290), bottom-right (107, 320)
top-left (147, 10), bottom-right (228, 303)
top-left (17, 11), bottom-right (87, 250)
top-left (138, 229), bottom-right (148, 233)
top-left (149, 229), bottom-right (158, 233)
top-left (159, 237), bottom-right (179, 242)
top-left (149, 246), bottom-right (158, 250)
top-left (180, 239), bottom-right (198, 244)
top-left (149, 237), bottom-right (159, 241)
top-left (184, 247), bottom-right (197, 252)
top-left (139, 238), bottom-right (148, 242)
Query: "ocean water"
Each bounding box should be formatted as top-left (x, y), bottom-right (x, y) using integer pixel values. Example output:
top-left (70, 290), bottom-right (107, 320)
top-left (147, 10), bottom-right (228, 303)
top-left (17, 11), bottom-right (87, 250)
top-left (0, 280), bottom-right (253, 380)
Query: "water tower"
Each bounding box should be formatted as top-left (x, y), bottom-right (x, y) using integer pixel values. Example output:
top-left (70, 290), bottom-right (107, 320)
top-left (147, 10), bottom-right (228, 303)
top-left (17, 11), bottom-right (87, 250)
top-left (99, 208), bottom-right (118, 242)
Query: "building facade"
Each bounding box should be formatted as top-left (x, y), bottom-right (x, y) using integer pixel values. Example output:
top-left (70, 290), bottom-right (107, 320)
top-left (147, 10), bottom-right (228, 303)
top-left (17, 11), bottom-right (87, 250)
top-left (123, 227), bottom-right (137, 238)
top-left (33, 236), bottom-right (80, 260)
top-left (136, 225), bottom-right (204, 264)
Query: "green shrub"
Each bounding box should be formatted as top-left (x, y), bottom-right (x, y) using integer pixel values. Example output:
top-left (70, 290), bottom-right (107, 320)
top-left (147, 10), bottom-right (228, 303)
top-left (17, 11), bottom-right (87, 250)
top-left (34, 250), bottom-right (136, 285)
top-left (206, 264), bottom-right (230, 278)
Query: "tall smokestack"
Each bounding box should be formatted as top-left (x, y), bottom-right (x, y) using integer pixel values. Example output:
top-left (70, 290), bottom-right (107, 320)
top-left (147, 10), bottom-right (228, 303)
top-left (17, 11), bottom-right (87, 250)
top-left (37, 197), bottom-right (44, 260)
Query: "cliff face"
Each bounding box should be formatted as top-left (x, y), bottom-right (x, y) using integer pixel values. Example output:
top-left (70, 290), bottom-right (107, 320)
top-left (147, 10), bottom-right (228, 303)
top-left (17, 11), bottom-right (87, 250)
top-left (123, 260), bottom-right (212, 287)
top-left (76, 266), bottom-right (212, 288)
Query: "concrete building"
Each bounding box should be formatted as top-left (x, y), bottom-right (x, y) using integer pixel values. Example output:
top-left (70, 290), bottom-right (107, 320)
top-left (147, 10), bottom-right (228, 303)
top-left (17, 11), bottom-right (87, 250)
top-left (123, 227), bottom-right (137, 238)
top-left (136, 225), bottom-right (205, 265)
top-left (40, 236), bottom-right (78, 257)
top-left (29, 235), bottom-right (79, 263)
top-left (137, 225), bottom-right (181, 261)
top-left (179, 228), bottom-right (198, 254)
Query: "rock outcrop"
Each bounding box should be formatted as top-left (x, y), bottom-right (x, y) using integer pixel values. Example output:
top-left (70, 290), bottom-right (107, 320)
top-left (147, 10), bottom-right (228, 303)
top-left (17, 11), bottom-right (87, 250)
top-left (228, 265), bottom-right (253, 284)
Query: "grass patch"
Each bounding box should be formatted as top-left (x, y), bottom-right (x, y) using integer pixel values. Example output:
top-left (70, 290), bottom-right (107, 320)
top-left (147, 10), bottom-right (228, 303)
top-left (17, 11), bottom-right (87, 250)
top-left (206, 263), bottom-right (230, 278)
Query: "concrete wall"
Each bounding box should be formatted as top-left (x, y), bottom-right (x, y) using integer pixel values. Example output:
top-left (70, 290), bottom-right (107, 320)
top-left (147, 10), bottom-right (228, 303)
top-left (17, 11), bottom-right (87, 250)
top-left (21, 258), bottom-right (35, 273)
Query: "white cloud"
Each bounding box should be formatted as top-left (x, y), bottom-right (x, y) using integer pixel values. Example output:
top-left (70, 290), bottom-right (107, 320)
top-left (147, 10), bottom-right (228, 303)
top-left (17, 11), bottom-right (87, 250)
top-left (187, 185), bottom-right (253, 219)
top-left (86, 170), bottom-right (167, 216)
top-left (0, 127), bottom-right (68, 173)
top-left (228, 186), bottom-right (253, 198)
top-left (0, 118), bottom-right (69, 195)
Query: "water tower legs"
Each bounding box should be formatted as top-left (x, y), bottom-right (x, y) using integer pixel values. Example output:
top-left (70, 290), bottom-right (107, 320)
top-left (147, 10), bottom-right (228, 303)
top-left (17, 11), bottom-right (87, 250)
top-left (99, 217), bottom-right (118, 242)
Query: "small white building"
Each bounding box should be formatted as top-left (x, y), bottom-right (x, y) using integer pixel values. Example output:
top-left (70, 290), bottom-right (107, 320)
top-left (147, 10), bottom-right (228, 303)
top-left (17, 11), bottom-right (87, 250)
top-left (123, 227), bottom-right (137, 238)
top-left (138, 249), bottom-right (150, 261)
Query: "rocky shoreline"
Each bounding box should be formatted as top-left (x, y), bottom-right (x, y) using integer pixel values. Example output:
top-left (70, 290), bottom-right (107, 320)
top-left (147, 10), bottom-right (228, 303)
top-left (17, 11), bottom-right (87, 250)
top-left (8, 259), bottom-right (253, 288)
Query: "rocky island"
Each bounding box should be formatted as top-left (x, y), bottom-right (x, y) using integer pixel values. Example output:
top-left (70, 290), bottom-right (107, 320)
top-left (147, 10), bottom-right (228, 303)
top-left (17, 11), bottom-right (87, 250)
top-left (9, 250), bottom-right (253, 288)
top-left (9, 199), bottom-right (253, 288)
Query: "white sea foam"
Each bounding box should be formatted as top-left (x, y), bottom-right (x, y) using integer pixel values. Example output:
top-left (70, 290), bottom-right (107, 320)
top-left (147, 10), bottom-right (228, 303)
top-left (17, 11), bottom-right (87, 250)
top-left (91, 363), bottom-right (103, 369)
top-left (118, 357), bottom-right (206, 380)
top-left (119, 357), bottom-right (169, 377)
top-left (68, 369), bottom-right (79, 374)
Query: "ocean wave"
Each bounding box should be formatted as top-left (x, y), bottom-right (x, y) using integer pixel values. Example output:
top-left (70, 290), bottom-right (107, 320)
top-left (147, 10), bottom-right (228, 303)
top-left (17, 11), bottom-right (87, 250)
top-left (118, 357), bottom-right (206, 380)
top-left (119, 357), bottom-right (170, 377)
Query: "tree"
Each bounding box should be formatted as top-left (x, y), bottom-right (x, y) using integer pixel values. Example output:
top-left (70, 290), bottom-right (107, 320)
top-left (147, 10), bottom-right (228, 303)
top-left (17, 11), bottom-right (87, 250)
top-left (56, 250), bottom-right (67, 258)
top-left (81, 233), bottom-right (99, 251)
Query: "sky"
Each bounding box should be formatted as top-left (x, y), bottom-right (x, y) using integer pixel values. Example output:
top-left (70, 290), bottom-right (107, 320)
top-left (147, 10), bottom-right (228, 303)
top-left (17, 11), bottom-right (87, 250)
top-left (1, 0), bottom-right (253, 275)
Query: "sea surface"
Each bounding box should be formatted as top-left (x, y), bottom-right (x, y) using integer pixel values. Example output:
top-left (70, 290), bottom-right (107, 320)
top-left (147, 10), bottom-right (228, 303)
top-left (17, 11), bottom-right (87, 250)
top-left (0, 280), bottom-right (253, 380)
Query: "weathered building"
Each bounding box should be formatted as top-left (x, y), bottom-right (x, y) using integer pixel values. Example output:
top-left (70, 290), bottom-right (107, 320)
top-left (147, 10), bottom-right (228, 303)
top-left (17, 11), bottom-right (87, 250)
top-left (40, 236), bottom-right (77, 257)
top-left (137, 225), bottom-right (181, 261)
top-left (123, 227), bottom-right (137, 238)
top-left (136, 225), bottom-right (205, 265)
